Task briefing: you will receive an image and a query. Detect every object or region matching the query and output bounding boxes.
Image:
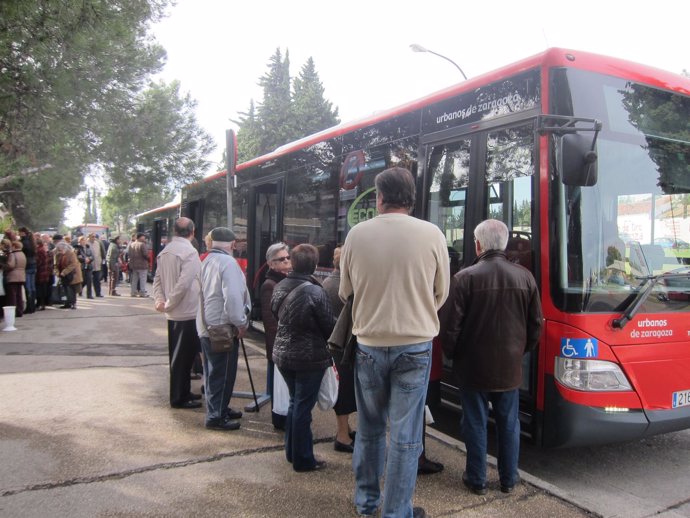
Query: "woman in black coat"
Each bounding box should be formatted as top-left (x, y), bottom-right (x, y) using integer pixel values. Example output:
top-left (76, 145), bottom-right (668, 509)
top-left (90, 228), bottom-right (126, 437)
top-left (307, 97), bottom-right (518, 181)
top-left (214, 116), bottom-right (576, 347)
top-left (271, 243), bottom-right (336, 472)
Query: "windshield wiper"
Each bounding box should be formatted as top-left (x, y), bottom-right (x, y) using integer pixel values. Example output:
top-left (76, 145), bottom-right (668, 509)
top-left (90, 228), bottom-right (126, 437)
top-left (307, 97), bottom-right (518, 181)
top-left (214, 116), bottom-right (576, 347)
top-left (612, 267), bottom-right (690, 329)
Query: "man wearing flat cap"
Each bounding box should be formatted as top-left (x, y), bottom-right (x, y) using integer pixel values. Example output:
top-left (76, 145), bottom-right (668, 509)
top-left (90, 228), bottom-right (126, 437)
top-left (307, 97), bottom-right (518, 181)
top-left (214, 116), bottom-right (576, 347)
top-left (153, 217), bottom-right (203, 409)
top-left (196, 226), bottom-right (251, 430)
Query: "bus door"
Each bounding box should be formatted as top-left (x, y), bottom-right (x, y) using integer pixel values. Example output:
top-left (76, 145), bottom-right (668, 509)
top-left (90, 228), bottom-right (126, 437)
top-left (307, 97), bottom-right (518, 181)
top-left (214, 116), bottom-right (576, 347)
top-left (248, 179), bottom-right (285, 320)
top-left (181, 199), bottom-right (205, 247)
top-left (149, 218), bottom-right (167, 278)
top-left (423, 118), bottom-right (540, 433)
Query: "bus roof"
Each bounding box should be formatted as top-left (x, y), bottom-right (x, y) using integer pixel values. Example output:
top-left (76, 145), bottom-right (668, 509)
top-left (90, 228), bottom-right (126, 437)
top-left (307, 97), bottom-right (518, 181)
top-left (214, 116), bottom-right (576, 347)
top-left (192, 47), bottom-right (690, 186)
top-left (135, 201), bottom-right (181, 218)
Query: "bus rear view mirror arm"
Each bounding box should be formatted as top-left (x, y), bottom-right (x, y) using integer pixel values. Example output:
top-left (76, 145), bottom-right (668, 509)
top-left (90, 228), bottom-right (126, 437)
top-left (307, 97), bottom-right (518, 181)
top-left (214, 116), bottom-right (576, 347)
top-left (537, 115), bottom-right (602, 187)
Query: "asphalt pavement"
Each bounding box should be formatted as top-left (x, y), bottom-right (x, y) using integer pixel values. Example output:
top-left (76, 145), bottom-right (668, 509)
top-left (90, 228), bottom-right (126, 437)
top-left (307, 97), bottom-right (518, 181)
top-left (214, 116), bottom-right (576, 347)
top-left (0, 288), bottom-right (596, 517)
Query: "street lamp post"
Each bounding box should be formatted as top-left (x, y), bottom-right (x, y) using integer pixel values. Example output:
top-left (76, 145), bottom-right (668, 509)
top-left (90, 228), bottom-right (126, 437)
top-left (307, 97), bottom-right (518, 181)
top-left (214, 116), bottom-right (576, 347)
top-left (410, 43), bottom-right (467, 80)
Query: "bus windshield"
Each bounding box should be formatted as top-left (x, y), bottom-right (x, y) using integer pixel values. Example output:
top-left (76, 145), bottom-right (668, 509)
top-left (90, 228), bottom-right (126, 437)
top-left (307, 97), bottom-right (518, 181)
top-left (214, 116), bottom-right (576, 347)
top-left (551, 68), bottom-right (690, 313)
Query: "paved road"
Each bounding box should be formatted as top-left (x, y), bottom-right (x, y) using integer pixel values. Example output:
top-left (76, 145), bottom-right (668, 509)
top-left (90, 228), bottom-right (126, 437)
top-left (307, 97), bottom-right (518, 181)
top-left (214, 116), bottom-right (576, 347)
top-left (432, 392), bottom-right (690, 517)
top-left (0, 295), bottom-right (595, 517)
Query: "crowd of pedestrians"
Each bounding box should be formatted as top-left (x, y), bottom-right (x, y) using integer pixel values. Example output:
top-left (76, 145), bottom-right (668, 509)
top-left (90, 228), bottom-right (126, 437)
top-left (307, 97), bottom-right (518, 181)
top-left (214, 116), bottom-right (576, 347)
top-left (0, 227), bottom-right (148, 317)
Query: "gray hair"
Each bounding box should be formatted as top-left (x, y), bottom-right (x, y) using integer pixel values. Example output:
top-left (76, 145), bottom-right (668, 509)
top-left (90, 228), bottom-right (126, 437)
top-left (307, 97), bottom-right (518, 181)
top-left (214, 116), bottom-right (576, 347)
top-left (266, 242), bottom-right (289, 262)
top-left (474, 219), bottom-right (509, 252)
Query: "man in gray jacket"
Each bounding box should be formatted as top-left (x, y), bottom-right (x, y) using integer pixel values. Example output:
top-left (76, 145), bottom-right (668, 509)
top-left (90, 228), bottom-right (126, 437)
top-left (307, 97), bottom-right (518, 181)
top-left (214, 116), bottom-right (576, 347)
top-left (196, 227), bottom-right (250, 430)
top-left (153, 217), bottom-right (202, 409)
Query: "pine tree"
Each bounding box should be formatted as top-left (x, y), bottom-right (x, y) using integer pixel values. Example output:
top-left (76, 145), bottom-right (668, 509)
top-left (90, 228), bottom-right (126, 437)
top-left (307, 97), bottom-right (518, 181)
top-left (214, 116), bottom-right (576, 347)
top-left (257, 48), bottom-right (294, 154)
top-left (234, 100), bottom-right (262, 164)
top-left (235, 49), bottom-right (340, 163)
top-left (292, 57), bottom-right (340, 136)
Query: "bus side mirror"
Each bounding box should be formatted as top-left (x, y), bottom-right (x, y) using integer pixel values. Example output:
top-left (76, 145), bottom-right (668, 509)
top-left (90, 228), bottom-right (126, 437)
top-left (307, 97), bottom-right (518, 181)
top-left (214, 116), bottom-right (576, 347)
top-left (562, 133), bottom-right (598, 186)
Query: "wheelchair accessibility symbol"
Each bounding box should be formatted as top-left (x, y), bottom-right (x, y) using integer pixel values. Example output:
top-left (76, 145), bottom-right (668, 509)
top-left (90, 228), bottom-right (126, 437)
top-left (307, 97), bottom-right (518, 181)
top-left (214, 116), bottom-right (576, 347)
top-left (560, 338), bottom-right (598, 358)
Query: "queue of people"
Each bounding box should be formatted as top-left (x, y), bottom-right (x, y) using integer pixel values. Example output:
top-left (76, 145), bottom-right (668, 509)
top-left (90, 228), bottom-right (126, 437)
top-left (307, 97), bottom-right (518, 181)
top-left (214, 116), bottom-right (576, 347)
top-left (147, 167), bottom-right (542, 518)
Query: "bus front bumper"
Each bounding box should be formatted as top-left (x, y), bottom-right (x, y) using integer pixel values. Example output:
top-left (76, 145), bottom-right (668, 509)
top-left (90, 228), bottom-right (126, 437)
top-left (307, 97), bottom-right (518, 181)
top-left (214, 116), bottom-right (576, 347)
top-left (542, 376), bottom-right (690, 448)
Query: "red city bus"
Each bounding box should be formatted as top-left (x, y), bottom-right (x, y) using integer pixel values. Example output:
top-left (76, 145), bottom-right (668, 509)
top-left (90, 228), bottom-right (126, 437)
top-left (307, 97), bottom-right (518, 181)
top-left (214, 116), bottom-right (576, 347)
top-left (71, 223), bottom-right (110, 240)
top-left (135, 202), bottom-right (180, 279)
top-left (180, 48), bottom-right (690, 447)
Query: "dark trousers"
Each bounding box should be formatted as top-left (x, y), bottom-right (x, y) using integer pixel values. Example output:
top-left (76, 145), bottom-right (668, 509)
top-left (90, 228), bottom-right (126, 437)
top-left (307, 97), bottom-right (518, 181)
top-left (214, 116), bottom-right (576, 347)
top-left (92, 270), bottom-right (102, 296)
top-left (63, 283), bottom-right (77, 307)
top-left (279, 366), bottom-right (325, 471)
top-left (36, 282), bottom-right (50, 308)
top-left (5, 282), bottom-right (24, 316)
top-left (167, 319), bottom-right (201, 406)
top-left (82, 269), bottom-right (93, 298)
top-left (200, 336), bottom-right (239, 423)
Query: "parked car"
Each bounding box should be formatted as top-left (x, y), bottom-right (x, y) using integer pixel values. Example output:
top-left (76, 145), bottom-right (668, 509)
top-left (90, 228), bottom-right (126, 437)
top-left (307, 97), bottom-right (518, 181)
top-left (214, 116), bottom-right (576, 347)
top-left (654, 237), bottom-right (690, 249)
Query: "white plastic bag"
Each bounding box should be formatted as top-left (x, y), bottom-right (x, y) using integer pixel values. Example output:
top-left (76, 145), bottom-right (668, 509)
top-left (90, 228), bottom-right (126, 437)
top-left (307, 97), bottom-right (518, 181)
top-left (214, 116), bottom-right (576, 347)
top-left (317, 364), bottom-right (339, 411)
top-left (425, 405), bottom-right (435, 425)
top-left (273, 364), bottom-right (289, 416)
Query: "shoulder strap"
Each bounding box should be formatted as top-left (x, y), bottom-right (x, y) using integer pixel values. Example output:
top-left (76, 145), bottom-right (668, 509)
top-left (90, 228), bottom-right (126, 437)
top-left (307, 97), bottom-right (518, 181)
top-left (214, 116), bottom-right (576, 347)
top-left (278, 281), bottom-right (310, 320)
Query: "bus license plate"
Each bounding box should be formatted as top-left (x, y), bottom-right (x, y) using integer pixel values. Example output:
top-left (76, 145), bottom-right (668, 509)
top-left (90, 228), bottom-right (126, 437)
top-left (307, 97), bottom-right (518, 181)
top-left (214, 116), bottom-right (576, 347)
top-left (672, 390), bottom-right (690, 408)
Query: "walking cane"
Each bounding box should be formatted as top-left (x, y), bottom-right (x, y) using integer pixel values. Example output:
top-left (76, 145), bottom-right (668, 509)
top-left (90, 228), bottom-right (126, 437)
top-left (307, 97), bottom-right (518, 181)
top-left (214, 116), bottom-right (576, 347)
top-left (240, 337), bottom-right (260, 411)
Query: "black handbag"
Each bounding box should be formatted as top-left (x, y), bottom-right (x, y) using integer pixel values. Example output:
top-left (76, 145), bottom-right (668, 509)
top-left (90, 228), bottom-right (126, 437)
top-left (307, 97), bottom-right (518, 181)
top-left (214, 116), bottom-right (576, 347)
top-left (50, 283), bottom-right (67, 305)
top-left (61, 271), bottom-right (75, 284)
top-left (328, 296), bottom-right (356, 367)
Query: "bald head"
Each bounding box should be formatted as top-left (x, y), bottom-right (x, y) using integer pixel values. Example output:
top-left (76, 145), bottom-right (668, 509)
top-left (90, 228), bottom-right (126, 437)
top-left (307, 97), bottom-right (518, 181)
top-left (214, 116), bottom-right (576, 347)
top-left (174, 217), bottom-right (195, 239)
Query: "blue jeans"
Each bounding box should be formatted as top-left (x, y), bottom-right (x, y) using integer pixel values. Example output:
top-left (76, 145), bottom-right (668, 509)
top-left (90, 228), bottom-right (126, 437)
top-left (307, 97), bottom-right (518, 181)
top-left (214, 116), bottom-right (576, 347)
top-left (353, 341), bottom-right (431, 518)
top-left (460, 388), bottom-right (520, 488)
top-left (279, 366), bottom-right (325, 471)
top-left (200, 336), bottom-right (239, 423)
top-left (24, 266), bottom-right (36, 302)
top-left (130, 269), bottom-right (148, 296)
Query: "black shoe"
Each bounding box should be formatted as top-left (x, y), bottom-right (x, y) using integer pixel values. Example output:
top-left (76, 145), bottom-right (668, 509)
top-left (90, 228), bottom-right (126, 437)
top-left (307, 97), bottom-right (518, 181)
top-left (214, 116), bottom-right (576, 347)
top-left (462, 472), bottom-right (488, 495)
top-left (206, 418), bottom-right (240, 431)
top-left (295, 460), bottom-right (326, 472)
top-left (60, 304), bottom-right (71, 309)
top-left (418, 457), bottom-right (444, 475)
top-left (87, 296), bottom-right (95, 299)
top-left (334, 439), bottom-right (354, 453)
top-left (226, 407), bottom-right (243, 420)
top-left (171, 400), bottom-right (202, 409)
top-left (501, 476), bottom-right (520, 494)
top-left (413, 507), bottom-right (427, 518)
top-left (96, 294), bottom-right (104, 298)
top-left (188, 392), bottom-right (202, 401)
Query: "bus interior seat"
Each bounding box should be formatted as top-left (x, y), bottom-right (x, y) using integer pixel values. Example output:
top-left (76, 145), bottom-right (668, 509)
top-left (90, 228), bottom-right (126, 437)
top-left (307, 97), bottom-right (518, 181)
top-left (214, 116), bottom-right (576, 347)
top-left (506, 235), bottom-right (532, 271)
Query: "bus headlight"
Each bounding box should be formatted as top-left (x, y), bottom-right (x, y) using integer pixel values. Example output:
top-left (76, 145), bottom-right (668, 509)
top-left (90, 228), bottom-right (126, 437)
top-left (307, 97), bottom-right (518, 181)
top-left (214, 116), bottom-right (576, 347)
top-left (555, 357), bottom-right (633, 392)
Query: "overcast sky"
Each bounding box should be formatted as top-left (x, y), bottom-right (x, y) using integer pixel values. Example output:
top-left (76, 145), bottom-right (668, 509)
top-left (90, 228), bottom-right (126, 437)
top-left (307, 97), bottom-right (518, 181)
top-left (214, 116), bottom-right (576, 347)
top-left (153, 0), bottom-right (689, 168)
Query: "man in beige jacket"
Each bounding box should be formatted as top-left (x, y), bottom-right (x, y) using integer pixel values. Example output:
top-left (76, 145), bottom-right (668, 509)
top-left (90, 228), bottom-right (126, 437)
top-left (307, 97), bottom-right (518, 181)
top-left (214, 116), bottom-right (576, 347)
top-left (153, 217), bottom-right (202, 409)
top-left (340, 167), bottom-right (449, 518)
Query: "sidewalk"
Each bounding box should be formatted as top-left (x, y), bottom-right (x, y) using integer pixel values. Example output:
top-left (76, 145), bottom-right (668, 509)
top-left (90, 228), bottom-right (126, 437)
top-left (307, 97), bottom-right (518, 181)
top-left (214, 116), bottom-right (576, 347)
top-left (0, 292), bottom-right (595, 517)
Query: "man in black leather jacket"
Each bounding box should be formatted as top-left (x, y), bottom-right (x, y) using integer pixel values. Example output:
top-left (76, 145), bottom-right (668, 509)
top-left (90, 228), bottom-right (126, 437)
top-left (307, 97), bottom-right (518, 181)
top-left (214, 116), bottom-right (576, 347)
top-left (441, 219), bottom-right (542, 496)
